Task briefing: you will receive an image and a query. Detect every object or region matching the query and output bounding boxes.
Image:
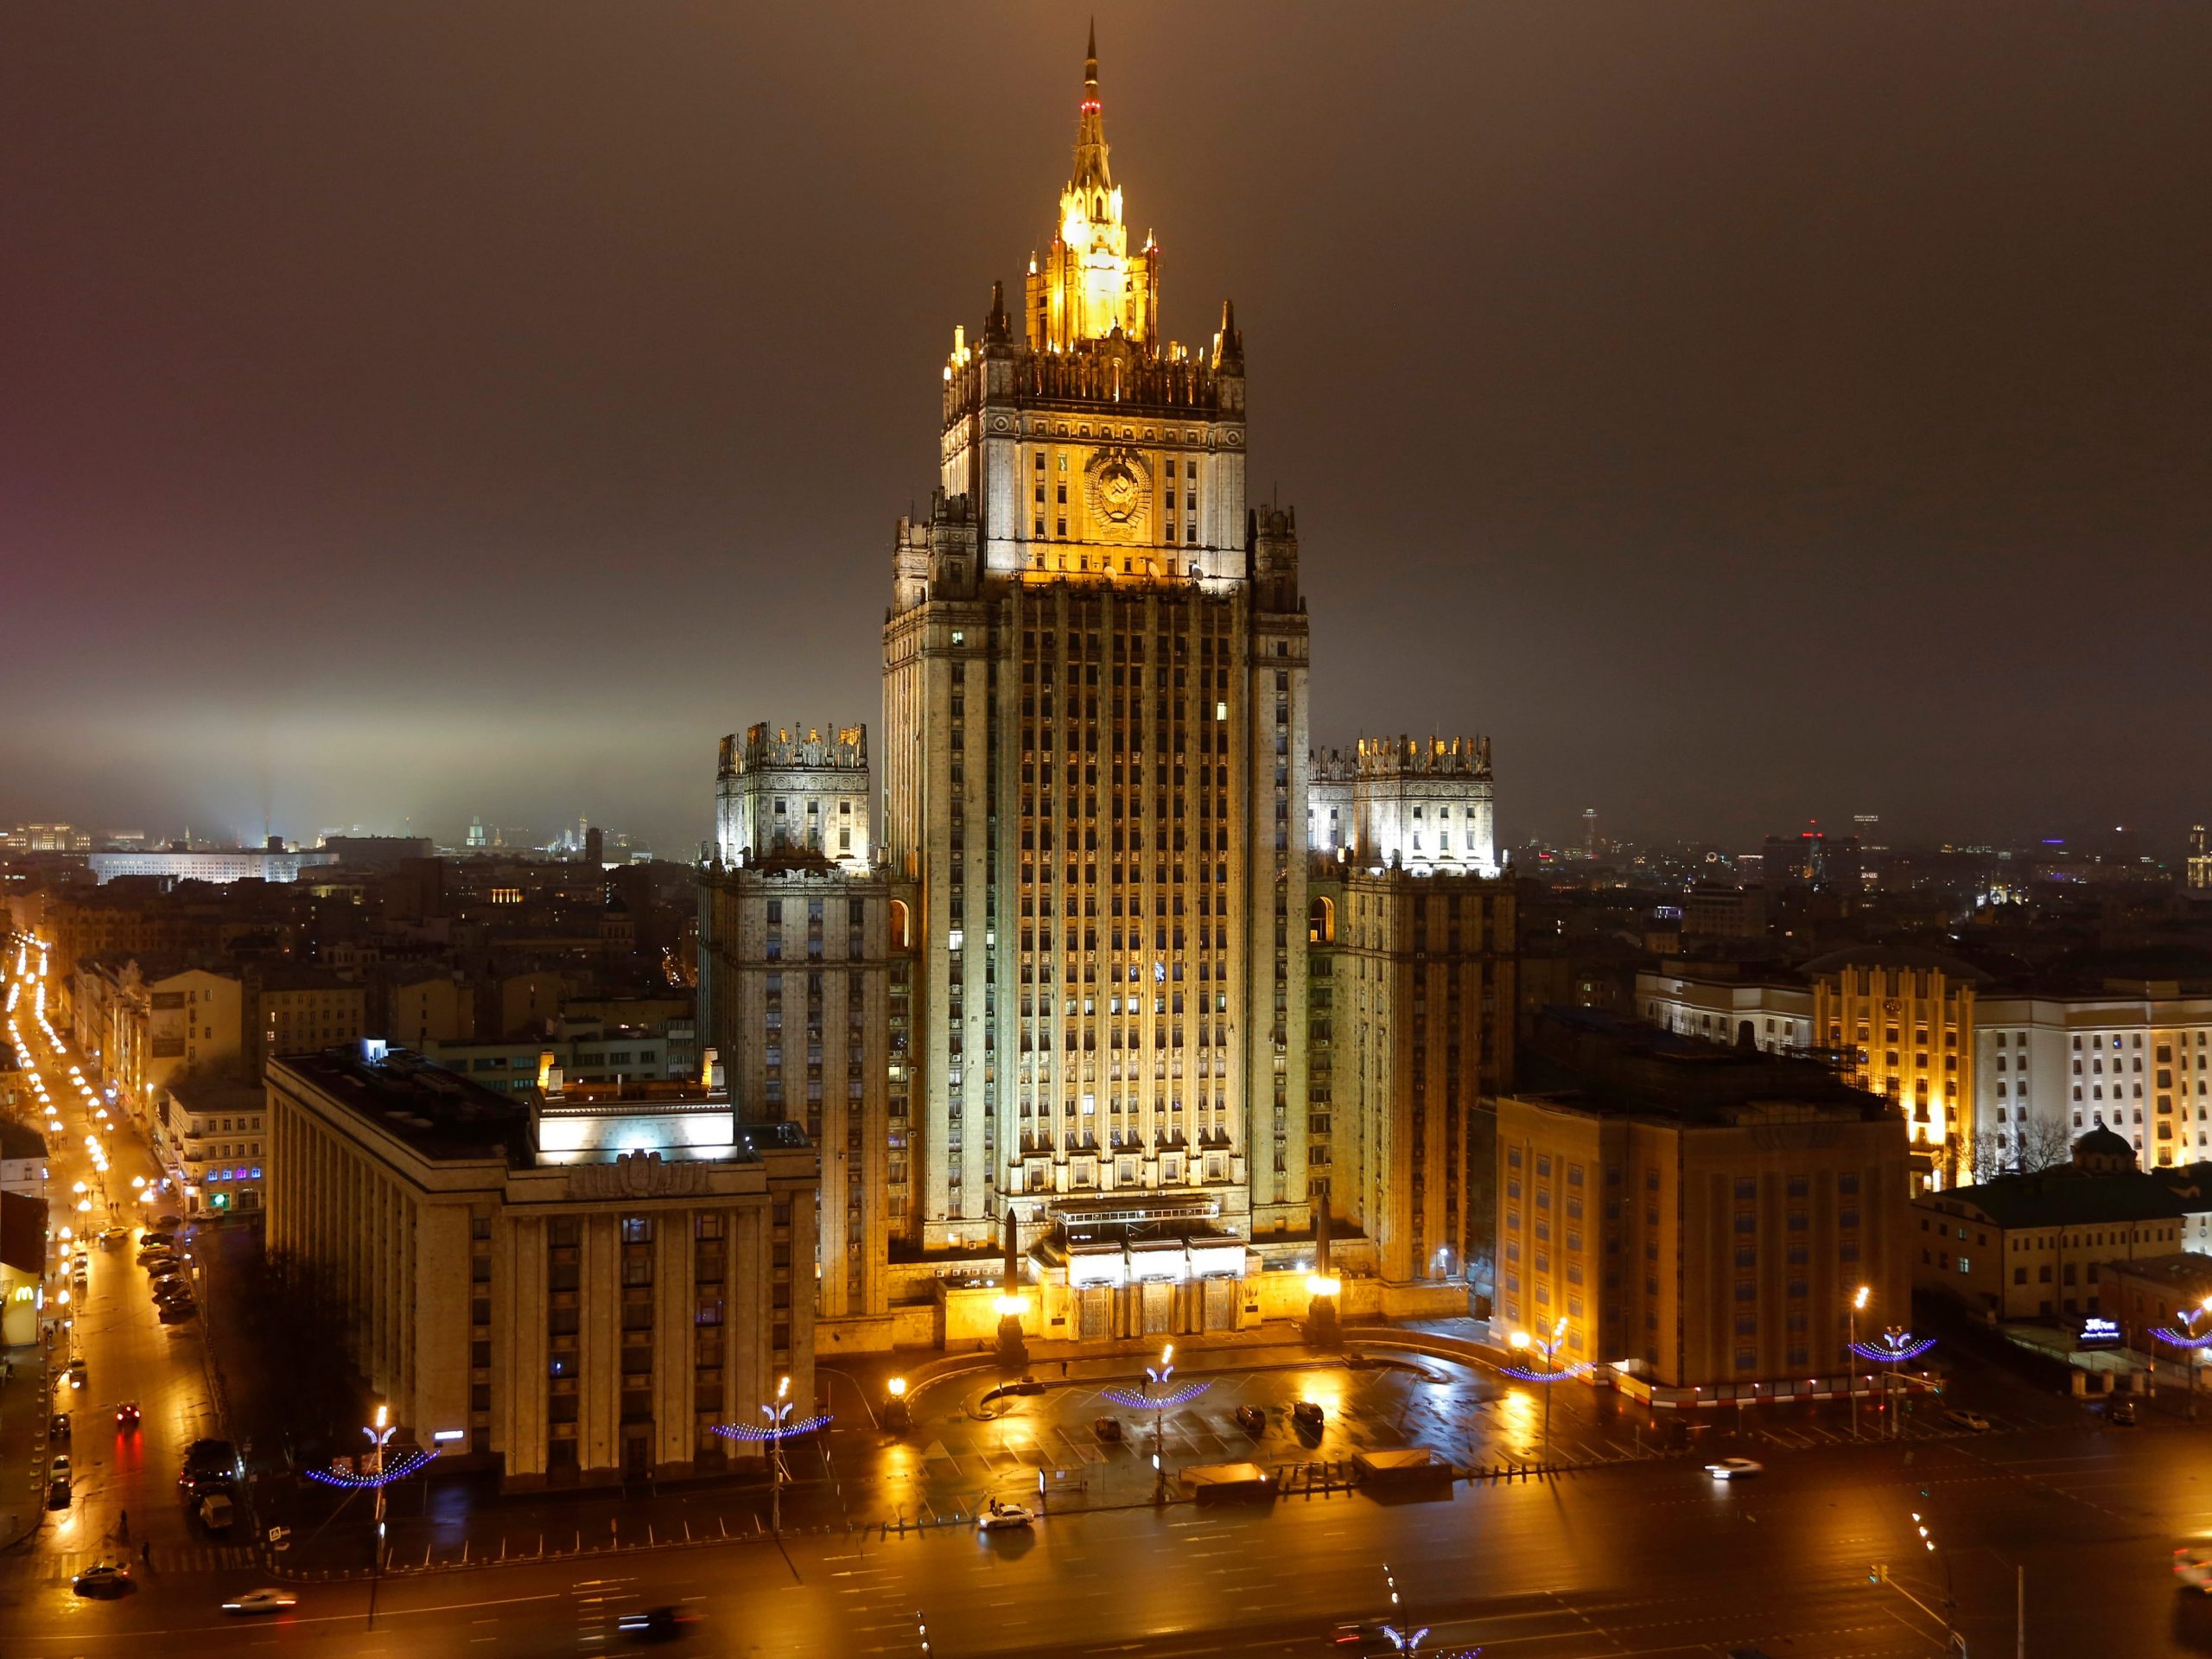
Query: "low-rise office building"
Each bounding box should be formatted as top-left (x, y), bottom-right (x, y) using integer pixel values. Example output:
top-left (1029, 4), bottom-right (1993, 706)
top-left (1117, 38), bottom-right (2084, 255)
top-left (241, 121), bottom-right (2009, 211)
top-left (1494, 1011), bottom-right (1910, 1405)
top-left (1635, 964), bottom-right (1813, 1055)
top-left (264, 1043), bottom-right (818, 1489)
top-left (1911, 1128), bottom-right (2187, 1321)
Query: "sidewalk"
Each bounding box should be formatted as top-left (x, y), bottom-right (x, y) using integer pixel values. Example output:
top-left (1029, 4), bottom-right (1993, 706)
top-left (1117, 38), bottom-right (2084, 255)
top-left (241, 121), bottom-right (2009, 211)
top-left (1, 1340), bottom-right (53, 1549)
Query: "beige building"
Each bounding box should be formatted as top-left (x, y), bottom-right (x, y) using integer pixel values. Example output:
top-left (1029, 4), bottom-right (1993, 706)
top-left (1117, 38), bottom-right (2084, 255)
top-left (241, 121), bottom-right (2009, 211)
top-left (1973, 981), bottom-right (2212, 1174)
top-left (1635, 965), bottom-right (1814, 1055)
top-left (714, 724), bottom-right (871, 868)
top-left (73, 958), bottom-right (243, 1123)
top-left (698, 812), bottom-right (901, 1352)
top-left (1912, 1129), bottom-right (2185, 1321)
top-left (1495, 1012), bottom-right (1910, 1402)
top-left (1312, 865), bottom-right (1515, 1294)
top-left (156, 1071), bottom-right (268, 1216)
top-left (1808, 947), bottom-right (1986, 1187)
top-left (880, 32), bottom-right (1306, 1324)
top-left (265, 1043), bottom-right (817, 1488)
top-left (247, 967), bottom-right (366, 1079)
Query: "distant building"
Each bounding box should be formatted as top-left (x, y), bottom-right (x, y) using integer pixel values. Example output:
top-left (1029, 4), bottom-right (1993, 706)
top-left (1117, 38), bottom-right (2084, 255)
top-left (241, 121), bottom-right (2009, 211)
top-left (1635, 963), bottom-right (1813, 1054)
top-left (1307, 737), bottom-right (1497, 878)
top-left (422, 1021), bottom-right (680, 1096)
top-left (155, 1071), bottom-right (267, 1217)
top-left (264, 1044), bottom-right (817, 1489)
top-left (0, 1122), bottom-right (47, 1200)
top-left (86, 844), bottom-right (338, 886)
top-left (1680, 885), bottom-right (1770, 944)
top-left (1808, 946), bottom-right (1988, 1187)
top-left (1911, 1128), bottom-right (2187, 1321)
top-left (1494, 1010), bottom-right (1909, 1403)
top-left (2191, 824), bottom-right (2210, 891)
top-left (714, 724), bottom-right (871, 869)
top-left (245, 966), bottom-right (365, 1079)
top-left (1972, 979), bottom-right (2212, 1176)
top-left (699, 752), bottom-right (902, 1350)
top-left (72, 959), bottom-right (244, 1123)
top-left (316, 836), bottom-right (434, 870)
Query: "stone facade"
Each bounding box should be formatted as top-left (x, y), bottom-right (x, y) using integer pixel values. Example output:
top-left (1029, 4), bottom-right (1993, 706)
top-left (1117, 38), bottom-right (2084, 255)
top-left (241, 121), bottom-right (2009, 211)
top-left (713, 723), bottom-right (870, 868)
top-left (264, 1046), bottom-right (817, 1488)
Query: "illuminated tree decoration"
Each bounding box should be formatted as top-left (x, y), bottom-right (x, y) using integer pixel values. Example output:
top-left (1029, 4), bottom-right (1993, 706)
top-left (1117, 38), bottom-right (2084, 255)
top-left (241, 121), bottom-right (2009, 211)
top-left (711, 1411), bottom-right (833, 1443)
top-left (1848, 1331), bottom-right (1936, 1363)
top-left (1497, 1359), bottom-right (1596, 1384)
top-left (1100, 1380), bottom-right (1211, 1409)
top-left (304, 1447), bottom-right (439, 1488)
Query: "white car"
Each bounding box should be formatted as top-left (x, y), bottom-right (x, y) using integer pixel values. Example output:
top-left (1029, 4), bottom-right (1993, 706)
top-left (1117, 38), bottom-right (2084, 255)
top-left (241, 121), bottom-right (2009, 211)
top-left (1706, 1457), bottom-right (1764, 1480)
top-left (2177, 1546), bottom-right (2212, 1593)
top-left (976, 1498), bottom-right (1035, 1532)
top-left (222, 1588), bottom-right (300, 1615)
top-left (1943, 1408), bottom-right (1991, 1433)
top-left (50, 1453), bottom-right (71, 1480)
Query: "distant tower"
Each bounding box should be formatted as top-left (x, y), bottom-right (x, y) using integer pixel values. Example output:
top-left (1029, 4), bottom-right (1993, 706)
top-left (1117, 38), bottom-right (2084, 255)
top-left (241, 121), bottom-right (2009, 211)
top-left (2191, 823), bottom-right (2209, 891)
top-left (583, 825), bottom-right (605, 868)
top-left (466, 817), bottom-right (487, 849)
top-left (1582, 807), bottom-right (1599, 858)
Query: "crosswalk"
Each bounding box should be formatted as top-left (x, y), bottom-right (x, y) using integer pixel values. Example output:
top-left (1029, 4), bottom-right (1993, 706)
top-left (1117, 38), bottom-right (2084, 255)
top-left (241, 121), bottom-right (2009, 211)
top-left (41, 1542), bottom-right (259, 1580)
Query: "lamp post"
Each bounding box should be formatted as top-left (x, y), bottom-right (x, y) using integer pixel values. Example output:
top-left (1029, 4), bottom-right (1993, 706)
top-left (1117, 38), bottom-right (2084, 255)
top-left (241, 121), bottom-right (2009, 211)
top-left (1509, 1316), bottom-right (1569, 1466)
top-left (884, 1373), bottom-right (911, 1433)
top-left (364, 1405), bottom-right (396, 1629)
top-left (1849, 1285), bottom-right (1871, 1441)
top-left (1147, 1344), bottom-right (1174, 1503)
top-left (2154, 1295), bottom-right (2212, 1421)
top-left (764, 1375), bottom-right (793, 1535)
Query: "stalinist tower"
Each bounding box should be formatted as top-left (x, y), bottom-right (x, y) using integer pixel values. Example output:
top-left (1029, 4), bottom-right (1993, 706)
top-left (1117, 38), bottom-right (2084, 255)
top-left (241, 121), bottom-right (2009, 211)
top-left (882, 30), bottom-right (1313, 1326)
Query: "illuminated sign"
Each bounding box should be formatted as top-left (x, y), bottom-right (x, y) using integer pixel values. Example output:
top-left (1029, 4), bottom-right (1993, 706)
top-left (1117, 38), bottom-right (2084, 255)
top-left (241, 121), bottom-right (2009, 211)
top-left (2077, 1318), bottom-right (2122, 1350)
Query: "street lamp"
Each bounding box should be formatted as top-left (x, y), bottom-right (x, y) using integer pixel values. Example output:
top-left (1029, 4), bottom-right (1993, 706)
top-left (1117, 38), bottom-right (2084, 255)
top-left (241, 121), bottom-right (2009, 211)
top-left (1145, 1344), bottom-right (1176, 1500)
top-left (1849, 1285), bottom-right (1871, 1441)
top-left (365, 1404), bottom-right (396, 1627)
top-left (2152, 1295), bottom-right (2212, 1421)
top-left (1509, 1315), bottom-right (1570, 1465)
top-left (884, 1373), bottom-right (911, 1432)
top-left (764, 1375), bottom-right (794, 1535)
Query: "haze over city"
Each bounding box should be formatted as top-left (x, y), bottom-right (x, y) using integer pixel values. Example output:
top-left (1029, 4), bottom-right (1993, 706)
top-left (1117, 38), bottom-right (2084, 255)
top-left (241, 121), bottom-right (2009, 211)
top-left (5, 3), bottom-right (2206, 851)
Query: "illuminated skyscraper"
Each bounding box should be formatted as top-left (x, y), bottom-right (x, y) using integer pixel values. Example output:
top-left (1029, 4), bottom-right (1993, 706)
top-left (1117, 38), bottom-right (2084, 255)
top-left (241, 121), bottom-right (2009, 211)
top-left (881, 32), bottom-right (1310, 1327)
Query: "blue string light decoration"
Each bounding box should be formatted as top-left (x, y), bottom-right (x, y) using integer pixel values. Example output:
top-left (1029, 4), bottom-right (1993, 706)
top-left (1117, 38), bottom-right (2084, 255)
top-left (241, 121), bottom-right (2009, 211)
top-left (1497, 1361), bottom-right (1595, 1383)
top-left (711, 1411), bottom-right (833, 1443)
top-left (1100, 1380), bottom-right (1212, 1409)
top-left (2152, 1325), bottom-right (2212, 1349)
top-left (1849, 1333), bottom-right (1936, 1363)
top-left (304, 1448), bottom-right (439, 1489)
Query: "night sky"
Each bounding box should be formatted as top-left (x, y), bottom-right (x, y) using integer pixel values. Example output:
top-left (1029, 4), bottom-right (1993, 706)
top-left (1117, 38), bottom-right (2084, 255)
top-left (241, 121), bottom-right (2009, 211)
top-left (4, 3), bottom-right (2206, 855)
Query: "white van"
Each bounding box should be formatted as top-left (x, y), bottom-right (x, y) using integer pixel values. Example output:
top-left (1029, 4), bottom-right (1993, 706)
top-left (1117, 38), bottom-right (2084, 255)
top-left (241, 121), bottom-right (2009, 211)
top-left (199, 1492), bottom-right (235, 1533)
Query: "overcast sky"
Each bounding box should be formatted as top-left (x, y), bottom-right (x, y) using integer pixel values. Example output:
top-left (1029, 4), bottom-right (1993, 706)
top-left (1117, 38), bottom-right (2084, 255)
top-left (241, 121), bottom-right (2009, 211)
top-left (3, 3), bottom-right (2206, 855)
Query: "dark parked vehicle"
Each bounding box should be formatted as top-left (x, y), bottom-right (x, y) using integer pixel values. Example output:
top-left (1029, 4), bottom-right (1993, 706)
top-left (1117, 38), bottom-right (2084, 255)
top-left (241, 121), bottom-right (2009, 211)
top-left (1093, 1415), bottom-right (1124, 1443)
top-left (2110, 1399), bottom-right (2138, 1426)
top-left (47, 1476), bottom-right (72, 1510)
top-left (158, 1300), bottom-right (199, 1324)
top-left (1233, 1405), bottom-right (1265, 1433)
top-left (1292, 1400), bottom-right (1325, 1431)
top-left (50, 1411), bottom-right (70, 1441)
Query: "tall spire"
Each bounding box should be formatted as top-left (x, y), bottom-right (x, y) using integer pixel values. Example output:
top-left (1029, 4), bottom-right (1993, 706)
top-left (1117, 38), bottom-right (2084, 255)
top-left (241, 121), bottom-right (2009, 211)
top-left (1072, 20), bottom-right (1109, 194)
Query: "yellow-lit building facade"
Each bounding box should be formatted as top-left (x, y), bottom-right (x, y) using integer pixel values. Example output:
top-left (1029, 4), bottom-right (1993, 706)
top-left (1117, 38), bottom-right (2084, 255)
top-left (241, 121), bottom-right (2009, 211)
top-left (1494, 1014), bottom-right (1910, 1402)
top-left (1808, 949), bottom-right (1983, 1188)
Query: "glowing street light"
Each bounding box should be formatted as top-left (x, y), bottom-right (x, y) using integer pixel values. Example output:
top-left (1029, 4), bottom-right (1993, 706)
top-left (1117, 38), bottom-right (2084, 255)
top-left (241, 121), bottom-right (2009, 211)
top-left (1849, 1284), bottom-right (1872, 1440)
top-left (2152, 1294), bottom-right (2212, 1420)
top-left (764, 1375), bottom-right (794, 1535)
top-left (1508, 1316), bottom-right (1572, 1465)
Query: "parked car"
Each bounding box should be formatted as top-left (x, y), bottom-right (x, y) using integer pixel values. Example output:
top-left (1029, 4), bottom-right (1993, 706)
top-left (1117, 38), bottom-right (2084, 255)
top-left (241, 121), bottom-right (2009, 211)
top-left (158, 1300), bottom-right (198, 1325)
top-left (47, 1476), bottom-right (71, 1510)
top-left (1942, 1408), bottom-right (1991, 1433)
top-left (1233, 1404), bottom-right (1266, 1434)
top-left (2111, 1400), bottom-right (2139, 1427)
top-left (67, 1356), bottom-right (86, 1389)
top-left (976, 1498), bottom-right (1035, 1532)
top-left (1291, 1400), bottom-right (1325, 1431)
top-left (49, 1411), bottom-right (70, 1441)
top-left (72, 1560), bottom-right (131, 1598)
top-left (1092, 1415), bottom-right (1124, 1443)
top-left (52, 1453), bottom-right (72, 1481)
top-left (221, 1587), bottom-right (298, 1616)
top-left (1706, 1457), bottom-right (1764, 1480)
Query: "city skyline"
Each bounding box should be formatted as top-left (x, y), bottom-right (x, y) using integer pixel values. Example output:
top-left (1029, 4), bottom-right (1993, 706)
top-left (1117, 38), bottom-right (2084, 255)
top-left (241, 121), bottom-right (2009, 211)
top-left (6, 4), bottom-right (2208, 849)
